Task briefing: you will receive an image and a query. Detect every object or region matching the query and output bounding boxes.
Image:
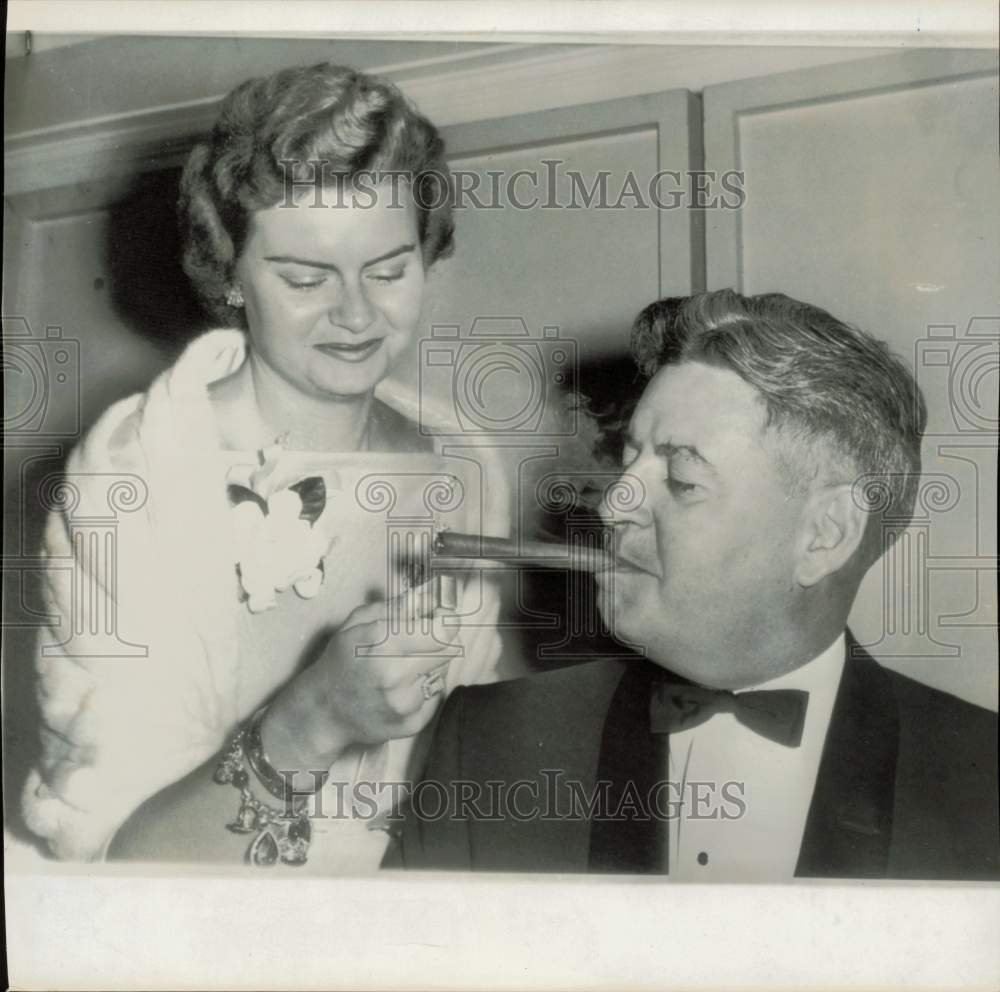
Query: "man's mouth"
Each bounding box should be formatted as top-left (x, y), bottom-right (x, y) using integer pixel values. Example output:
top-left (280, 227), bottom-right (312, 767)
top-left (314, 340), bottom-right (384, 363)
top-left (596, 552), bottom-right (657, 579)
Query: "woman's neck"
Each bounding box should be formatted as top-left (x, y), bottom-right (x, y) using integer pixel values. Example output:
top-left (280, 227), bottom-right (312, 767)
top-left (212, 354), bottom-right (376, 453)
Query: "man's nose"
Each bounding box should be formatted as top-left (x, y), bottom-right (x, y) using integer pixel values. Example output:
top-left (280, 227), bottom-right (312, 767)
top-left (599, 470), bottom-right (651, 530)
top-left (329, 280), bottom-right (375, 333)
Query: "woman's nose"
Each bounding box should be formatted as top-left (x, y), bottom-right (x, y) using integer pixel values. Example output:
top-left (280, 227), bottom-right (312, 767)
top-left (599, 470), bottom-right (651, 529)
top-left (329, 281), bottom-right (375, 333)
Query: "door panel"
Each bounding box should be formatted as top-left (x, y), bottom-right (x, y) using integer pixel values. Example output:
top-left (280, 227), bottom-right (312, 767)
top-left (392, 88), bottom-right (702, 394)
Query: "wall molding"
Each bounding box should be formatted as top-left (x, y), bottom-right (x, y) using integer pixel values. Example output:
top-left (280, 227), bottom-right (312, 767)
top-left (5, 43), bottom-right (895, 203)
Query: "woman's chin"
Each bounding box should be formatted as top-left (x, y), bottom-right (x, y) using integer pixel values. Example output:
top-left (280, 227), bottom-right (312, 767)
top-left (309, 366), bottom-right (390, 400)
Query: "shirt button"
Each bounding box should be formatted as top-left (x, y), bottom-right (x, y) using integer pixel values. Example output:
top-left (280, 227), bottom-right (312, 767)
top-left (697, 851), bottom-right (709, 866)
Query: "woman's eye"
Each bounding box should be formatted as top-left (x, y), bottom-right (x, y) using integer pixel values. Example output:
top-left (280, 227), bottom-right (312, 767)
top-left (367, 269), bottom-right (405, 284)
top-left (281, 275), bottom-right (325, 291)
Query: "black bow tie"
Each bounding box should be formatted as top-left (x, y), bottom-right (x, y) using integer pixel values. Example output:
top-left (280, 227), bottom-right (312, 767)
top-left (649, 680), bottom-right (809, 748)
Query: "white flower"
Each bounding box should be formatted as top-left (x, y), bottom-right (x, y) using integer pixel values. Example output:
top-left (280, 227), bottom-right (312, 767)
top-left (228, 448), bottom-right (337, 613)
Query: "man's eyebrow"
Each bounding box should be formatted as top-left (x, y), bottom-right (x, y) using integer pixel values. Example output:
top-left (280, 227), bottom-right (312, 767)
top-left (264, 243), bottom-right (417, 270)
top-left (655, 441), bottom-right (717, 472)
top-left (623, 432), bottom-right (716, 473)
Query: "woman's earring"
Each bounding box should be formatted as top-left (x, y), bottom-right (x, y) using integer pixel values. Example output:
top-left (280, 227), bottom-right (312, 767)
top-left (226, 286), bottom-right (245, 308)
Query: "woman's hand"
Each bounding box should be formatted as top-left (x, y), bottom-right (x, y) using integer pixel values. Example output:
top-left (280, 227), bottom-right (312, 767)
top-left (260, 583), bottom-right (461, 782)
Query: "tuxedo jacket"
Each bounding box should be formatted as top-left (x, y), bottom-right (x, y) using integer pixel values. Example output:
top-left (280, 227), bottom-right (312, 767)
top-left (387, 640), bottom-right (999, 878)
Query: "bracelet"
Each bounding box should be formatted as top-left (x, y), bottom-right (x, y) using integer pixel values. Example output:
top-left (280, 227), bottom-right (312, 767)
top-left (214, 717), bottom-right (313, 867)
top-left (244, 703), bottom-right (330, 802)
top-left (244, 704), bottom-right (299, 801)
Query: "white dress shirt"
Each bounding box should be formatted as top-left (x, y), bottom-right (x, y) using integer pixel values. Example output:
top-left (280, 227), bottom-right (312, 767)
top-left (666, 635), bottom-right (846, 881)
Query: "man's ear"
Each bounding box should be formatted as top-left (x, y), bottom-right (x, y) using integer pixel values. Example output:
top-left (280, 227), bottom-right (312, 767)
top-left (794, 483), bottom-right (869, 587)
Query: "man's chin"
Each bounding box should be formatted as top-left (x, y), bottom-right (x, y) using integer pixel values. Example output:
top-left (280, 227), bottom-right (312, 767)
top-left (597, 594), bottom-right (645, 649)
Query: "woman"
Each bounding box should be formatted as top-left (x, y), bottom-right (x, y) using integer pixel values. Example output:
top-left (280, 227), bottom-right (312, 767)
top-left (23, 62), bottom-right (507, 869)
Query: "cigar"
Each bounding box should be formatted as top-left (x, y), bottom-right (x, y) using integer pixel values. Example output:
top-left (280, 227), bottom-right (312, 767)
top-left (432, 530), bottom-right (613, 573)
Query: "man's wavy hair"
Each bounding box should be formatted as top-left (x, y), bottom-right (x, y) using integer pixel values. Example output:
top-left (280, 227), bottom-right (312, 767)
top-left (630, 289), bottom-right (927, 559)
top-left (179, 62), bottom-right (455, 325)
top-left (584, 298), bottom-right (687, 465)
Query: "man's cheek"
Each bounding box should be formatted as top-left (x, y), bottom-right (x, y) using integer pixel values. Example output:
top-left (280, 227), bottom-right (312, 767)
top-left (663, 557), bottom-right (710, 603)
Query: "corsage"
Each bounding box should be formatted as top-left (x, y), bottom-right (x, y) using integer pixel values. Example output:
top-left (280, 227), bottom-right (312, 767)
top-left (226, 442), bottom-right (338, 612)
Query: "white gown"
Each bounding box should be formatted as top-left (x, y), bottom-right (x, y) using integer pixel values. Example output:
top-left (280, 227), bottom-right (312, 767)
top-left (21, 330), bottom-right (508, 867)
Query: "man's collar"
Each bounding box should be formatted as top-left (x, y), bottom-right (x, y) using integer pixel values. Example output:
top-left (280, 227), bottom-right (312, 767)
top-left (749, 633), bottom-right (847, 695)
top-left (588, 634), bottom-right (901, 877)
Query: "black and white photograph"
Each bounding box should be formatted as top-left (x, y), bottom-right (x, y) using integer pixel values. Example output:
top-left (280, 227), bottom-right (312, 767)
top-left (3, 2), bottom-right (998, 988)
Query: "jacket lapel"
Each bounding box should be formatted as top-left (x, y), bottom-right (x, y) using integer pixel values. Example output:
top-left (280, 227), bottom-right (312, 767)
top-left (796, 637), bottom-right (899, 877)
top-left (588, 660), bottom-right (670, 874)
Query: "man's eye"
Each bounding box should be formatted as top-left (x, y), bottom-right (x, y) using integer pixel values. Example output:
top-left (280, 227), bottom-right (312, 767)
top-left (667, 477), bottom-right (698, 497)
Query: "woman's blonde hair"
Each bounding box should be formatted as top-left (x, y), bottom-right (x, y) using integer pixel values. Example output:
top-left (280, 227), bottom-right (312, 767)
top-left (179, 62), bottom-right (454, 324)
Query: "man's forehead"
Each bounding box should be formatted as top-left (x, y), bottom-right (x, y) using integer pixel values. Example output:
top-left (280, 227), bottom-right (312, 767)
top-left (629, 361), bottom-right (766, 448)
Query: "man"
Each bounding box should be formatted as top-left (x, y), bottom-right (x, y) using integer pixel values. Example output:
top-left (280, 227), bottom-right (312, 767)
top-left (387, 289), bottom-right (999, 879)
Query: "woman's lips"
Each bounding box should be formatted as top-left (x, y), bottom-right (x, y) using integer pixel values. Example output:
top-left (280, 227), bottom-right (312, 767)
top-left (314, 339), bottom-right (384, 363)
